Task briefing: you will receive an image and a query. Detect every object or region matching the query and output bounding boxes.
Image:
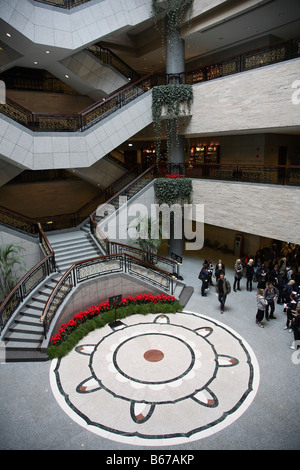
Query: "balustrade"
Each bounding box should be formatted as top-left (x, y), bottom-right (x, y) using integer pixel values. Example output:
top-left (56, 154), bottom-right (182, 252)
top-left (157, 163), bottom-right (300, 187)
top-left (1, 36), bottom-right (298, 133)
top-left (33, 0), bottom-right (92, 8)
top-left (0, 220), bottom-right (55, 332)
top-left (41, 253), bottom-right (174, 338)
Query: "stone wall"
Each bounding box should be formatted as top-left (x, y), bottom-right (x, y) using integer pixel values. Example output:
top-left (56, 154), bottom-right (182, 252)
top-left (0, 226), bottom-right (42, 287)
top-left (183, 58), bottom-right (300, 136)
top-left (192, 179), bottom-right (300, 244)
top-left (53, 273), bottom-right (162, 334)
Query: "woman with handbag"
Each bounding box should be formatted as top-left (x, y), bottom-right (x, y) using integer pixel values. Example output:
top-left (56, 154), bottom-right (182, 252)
top-left (233, 258), bottom-right (243, 291)
top-left (256, 288), bottom-right (267, 328)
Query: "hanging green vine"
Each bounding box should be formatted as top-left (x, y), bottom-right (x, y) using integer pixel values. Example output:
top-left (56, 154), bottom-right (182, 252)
top-left (154, 177), bottom-right (192, 206)
top-left (152, 0), bottom-right (194, 35)
top-left (152, 84), bottom-right (193, 162)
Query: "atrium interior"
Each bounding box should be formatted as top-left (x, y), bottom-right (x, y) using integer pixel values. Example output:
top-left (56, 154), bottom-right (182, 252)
top-left (0, 0), bottom-right (299, 451)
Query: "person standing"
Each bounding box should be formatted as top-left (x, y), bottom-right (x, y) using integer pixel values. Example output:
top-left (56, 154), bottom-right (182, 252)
top-left (215, 272), bottom-right (231, 313)
top-left (264, 282), bottom-right (278, 320)
top-left (199, 264), bottom-right (209, 297)
top-left (256, 288), bottom-right (267, 328)
top-left (246, 259), bottom-right (254, 292)
top-left (256, 263), bottom-right (268, 289)
top-left (233, 258), bottom-right (243, 291)
top-left (284, 292), bottom-right (297, 332)
top-left (290, 307), bottom-right (300, 350)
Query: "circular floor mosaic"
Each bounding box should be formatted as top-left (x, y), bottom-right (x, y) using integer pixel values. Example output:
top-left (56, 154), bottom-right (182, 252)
top-left (50, 311), bottom-right (260, 446)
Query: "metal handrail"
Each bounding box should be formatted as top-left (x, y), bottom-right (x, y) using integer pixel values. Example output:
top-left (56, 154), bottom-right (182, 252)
top-left (33, 0), bottom-right (92, 9)
top-left (0, 217), bottom-right (55, 332)
top-left (156, 162), bottom-right (300, 186)
top-left (0, 253), bottom-right (55, 332)
top-left (1, 36), bottom-right (299, 132)
top-left (88, 44), bottom-right (140, 82)
top-left (41, 252), bottom-right (174, 338)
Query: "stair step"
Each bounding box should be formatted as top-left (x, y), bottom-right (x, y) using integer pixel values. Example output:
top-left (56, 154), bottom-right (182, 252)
top-left (53, 238), bottom-right (92, 251)
top-left (57, 252), bottom-right (101, 270)
top-left (15, 316), bottom-right (42, 327)
top-left (9, 323), bottom-right (43, 335)
top-left (48, 232), bottom-right (89, 245)
top-left (25, 301), bottom-right (46, 311)
top-left (38, 287), bottom-right (53, 296)
top-left (20, 307), bottom-right (43, 318)
top-left (3, 340), bottom-right (43, 351)
top-left (55, 246), bottom-right (99, 260)
top-left (3, 349), bottom-right (49, 362)
top-left (31, 295), bottom-right (47, 303)
top-left (4, 331), bottom-right (43, 344)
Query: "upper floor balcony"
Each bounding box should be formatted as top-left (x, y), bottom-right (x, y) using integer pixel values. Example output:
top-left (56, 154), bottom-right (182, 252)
top-left (0, 36), bottom-right (299, 184)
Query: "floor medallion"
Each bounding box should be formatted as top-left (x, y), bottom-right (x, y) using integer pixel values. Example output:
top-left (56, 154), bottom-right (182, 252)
top-left (50, 311), bottom-right (260, 446)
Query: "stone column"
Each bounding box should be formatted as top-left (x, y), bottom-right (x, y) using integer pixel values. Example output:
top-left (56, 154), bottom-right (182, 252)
top-left (165, 22), bottom-right (185, 257)
top-left (165, 23), bottom-right (185, 175)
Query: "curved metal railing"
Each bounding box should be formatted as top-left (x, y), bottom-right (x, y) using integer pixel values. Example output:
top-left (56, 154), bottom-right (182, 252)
top-left (1, 35), bottom-right (299, 133)
top-left (41, 252), bottom-right (175, 339)
top-left (0, 223), bottom-right (55, 332)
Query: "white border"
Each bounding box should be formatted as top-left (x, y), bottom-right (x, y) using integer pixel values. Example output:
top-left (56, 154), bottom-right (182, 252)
top-left (49, 310), bottom-right (260, 447)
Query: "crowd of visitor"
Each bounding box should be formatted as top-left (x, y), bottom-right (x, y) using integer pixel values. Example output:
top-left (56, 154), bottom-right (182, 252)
top-left (198, 243), bottom-right (300, 350)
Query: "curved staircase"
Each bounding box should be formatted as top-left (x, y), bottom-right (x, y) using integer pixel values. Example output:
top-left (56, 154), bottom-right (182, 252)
top-left (0, 174), bottom-right (194, 362)
top-left (1, 273), bottom-right (61, 362)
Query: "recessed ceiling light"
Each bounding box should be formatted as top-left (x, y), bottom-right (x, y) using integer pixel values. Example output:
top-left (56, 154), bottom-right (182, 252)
top-left (65, 74), bottom-right (69, 78)
top-left (34, 61), bottom-right (38, 64)
top-left (45, 50), bottom-right (50, 54)
top-left (6, 33), bottom-right (11, 37)
top-left (128, 143), bottom-right (133, 146)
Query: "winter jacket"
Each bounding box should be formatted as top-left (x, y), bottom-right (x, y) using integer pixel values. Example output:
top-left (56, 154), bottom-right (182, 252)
top-left (257, 295), bottom-right (267, 311)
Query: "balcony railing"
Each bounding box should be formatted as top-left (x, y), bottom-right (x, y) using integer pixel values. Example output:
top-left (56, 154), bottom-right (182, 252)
top-left (0, 222), bottom-right (55, 332)
top-left (184, 36), bottom-right (300, 84)
top-left (33, 0), bottom-right (92, 9)
top-left (1, 36), bottom-right (299, 133)
top-left (88, 44), bottom-right (140, 83)
top-left (41, 252), bottom-right (175, 339)
top-left (157, 163), bottom-right (300, 187)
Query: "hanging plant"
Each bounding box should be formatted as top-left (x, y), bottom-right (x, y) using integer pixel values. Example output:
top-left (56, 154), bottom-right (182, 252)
top-left (152, 0), bottom-right (194, 35)
top-left (154, 177), bottom-right (192, 206)
top-left (152, 84), bottom-right (193, 162)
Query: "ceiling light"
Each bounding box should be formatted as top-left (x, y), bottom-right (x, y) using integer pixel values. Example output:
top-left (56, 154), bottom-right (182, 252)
top-left (65, 74), bottom-right (69, 78)
top-left (128, 143), bottom-right (133, 146)
top-left (6, 33), bottom-right (11, 37)
top-left (34, 61), bottom-right (38, 64)
top-left (45, 50), bottom-right (50, 54)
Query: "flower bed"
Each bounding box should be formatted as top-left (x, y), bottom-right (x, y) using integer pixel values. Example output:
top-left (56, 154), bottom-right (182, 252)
top-left (49, 293), bottom-right (177, 347)
top-left (165, 174), bottom-right (185, 178)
